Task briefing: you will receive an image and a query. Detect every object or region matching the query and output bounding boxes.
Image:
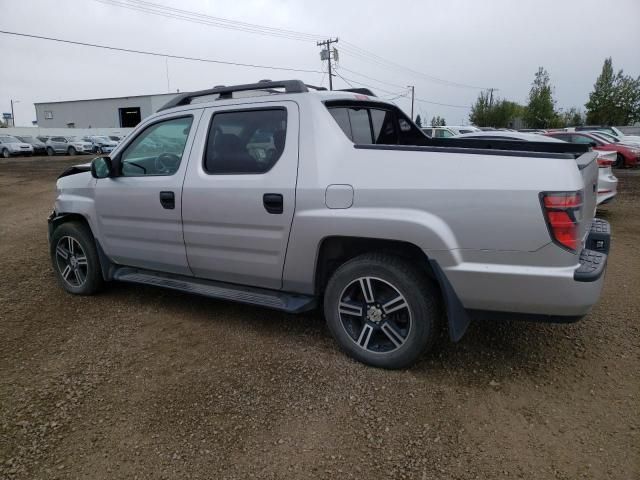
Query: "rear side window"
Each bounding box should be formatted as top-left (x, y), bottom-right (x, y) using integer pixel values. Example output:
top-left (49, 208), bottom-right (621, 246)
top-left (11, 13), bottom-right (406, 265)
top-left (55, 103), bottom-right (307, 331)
top-left (328, 104), bottom-right (425, 146)
top-left (204, 108), bottom-right (287, 174)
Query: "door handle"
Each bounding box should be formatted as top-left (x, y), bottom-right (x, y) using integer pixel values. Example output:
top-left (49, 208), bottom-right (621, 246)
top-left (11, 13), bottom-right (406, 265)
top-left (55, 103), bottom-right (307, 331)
top-left (263, 193), bottom-right (283, 214)
top-left (159, 191), bottom-right (175, 209)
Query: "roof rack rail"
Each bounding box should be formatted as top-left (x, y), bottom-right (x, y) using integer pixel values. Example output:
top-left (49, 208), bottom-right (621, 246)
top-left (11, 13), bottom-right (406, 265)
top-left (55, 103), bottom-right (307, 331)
top-left (337, 88), bottom-right (377, 97)
top-left (158, 80), bottom-right (308, 111)
top-left (305, 84), bottom-right (327, 91)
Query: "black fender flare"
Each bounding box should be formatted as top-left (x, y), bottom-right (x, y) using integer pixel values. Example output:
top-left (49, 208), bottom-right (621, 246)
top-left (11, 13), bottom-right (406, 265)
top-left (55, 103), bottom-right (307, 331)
top-left (48, 212), bottom-right (115, 281)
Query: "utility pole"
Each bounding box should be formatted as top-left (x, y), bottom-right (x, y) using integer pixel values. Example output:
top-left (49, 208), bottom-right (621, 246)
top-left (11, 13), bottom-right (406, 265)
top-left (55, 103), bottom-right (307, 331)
top-left (317, 38), bottom-right (338, 90)
top-left (408, 85), bottom-right (415, 120)
top-left (10, 99), bottom-right (18, 127)
top-left (488, 88), bottom-right (495, 108)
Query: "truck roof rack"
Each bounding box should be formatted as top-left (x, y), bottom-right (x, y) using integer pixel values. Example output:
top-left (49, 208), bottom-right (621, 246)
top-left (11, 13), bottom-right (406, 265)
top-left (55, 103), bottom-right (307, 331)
top-left (158, 80), bottom-right (309, 111)
top-left (337, 88), bottom-right (377, 97)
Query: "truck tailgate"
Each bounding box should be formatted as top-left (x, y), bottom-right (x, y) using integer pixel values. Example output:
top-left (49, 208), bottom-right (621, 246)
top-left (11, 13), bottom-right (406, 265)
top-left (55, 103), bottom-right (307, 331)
top-left (576, 151), bottom-right (599, 244)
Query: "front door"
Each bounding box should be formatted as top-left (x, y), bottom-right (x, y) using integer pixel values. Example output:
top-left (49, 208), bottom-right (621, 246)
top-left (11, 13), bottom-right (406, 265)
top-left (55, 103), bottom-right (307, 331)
top-left (182, 102), bottom-right (299, 290)
top-left (94, 111), bottom-right (202, 275)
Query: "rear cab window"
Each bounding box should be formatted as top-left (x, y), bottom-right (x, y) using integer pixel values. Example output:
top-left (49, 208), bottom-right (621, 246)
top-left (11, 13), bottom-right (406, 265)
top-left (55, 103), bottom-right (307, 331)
top-left (327, 101), bottom-right (427, 146)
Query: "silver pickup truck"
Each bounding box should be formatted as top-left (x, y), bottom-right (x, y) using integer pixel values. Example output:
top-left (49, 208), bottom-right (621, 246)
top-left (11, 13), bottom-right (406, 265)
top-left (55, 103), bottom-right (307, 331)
top-left (48, 80), bottom-right (611, 369)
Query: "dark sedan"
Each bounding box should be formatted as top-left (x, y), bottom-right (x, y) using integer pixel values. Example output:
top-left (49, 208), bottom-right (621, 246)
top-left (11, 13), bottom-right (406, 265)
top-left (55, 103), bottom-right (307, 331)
top-left (15, 136), bottom-right (47, 155)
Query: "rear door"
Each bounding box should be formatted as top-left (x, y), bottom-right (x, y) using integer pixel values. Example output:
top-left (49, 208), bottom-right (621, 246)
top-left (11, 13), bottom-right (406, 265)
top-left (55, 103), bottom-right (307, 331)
top-left (181, 102), bottom-right (299, 290)
top-left (94, 111), bottom-right (202, 275)
top-left (50, 137), bottom-right (68, 153)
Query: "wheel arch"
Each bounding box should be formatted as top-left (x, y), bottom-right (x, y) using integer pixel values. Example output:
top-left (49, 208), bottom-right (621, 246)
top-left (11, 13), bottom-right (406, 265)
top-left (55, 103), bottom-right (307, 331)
top-left (49, 212), bottom-right (114, 280)
top-left (313, 236), bottom-right (470, 341)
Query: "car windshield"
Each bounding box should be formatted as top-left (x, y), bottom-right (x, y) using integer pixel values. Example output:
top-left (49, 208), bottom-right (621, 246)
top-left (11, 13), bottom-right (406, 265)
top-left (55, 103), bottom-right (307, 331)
top-left (0, 136), bottom-right (20, 143)
top-left (591, 132), bottom-right (618, 143)
top-left (610, 127), bottom-right (624, 137)
top-left (17, 136), bottom-right (37, 143)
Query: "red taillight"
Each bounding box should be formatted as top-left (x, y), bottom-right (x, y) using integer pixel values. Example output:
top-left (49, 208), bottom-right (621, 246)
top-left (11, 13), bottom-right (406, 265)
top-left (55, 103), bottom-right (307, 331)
top-left (541, 191), bottom-right (583, 252)
top-left (597, 158), bottom-right (614, 167)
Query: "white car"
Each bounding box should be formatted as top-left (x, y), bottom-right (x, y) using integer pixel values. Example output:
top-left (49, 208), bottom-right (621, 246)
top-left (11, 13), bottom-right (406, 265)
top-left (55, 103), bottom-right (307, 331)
top-left (421, 126), bottom-right (457, 138)
top-left (0, 135), bottom-right (34, 157)
top-left (456, 131), bottom-right (617, 205)
top-left (447, 125), bottom-right (481, 135)
top-left (45, 136), bottom-right (95, 156)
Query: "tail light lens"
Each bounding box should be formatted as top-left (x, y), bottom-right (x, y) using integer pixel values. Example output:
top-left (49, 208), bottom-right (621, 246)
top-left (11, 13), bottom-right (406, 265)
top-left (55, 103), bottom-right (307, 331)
top-left (597, 158), bottom-right (614, 167)
top-left (540, 191), bottom-right (583, 252)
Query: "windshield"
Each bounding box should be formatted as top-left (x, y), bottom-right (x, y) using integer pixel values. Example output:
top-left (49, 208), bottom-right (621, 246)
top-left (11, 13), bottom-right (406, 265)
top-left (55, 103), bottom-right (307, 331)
top-left (0, 136), bottom-right (20, 143)
top-left (17, 136), bottom-right (36, 143)
top-left (592, 132), bottom-right (618, 143)
top-left (610, 127), bottom-right (624, 137)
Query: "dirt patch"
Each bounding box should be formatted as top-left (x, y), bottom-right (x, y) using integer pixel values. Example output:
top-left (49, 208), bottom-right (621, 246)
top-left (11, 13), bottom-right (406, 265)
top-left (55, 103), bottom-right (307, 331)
top-left (1, 156), bottom-right (638, 479)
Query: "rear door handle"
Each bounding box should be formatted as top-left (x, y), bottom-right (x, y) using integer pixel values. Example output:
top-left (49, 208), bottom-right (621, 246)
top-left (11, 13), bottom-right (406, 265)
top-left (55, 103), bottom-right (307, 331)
top-left (263, 193), bottom-right (283, 214)
top-left (159, 191), bottom-right (175, 209)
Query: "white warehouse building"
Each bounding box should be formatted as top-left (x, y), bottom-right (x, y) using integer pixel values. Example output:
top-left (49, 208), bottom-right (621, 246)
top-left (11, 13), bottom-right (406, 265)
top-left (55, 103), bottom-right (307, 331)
top-left (34, 92), bottom-right (179, 129)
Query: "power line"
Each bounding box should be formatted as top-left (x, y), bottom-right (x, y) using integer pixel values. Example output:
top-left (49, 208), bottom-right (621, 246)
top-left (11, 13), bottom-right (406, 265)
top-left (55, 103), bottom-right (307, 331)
top-left (94, 0), bottom-right (325, 42)
top-left (0, 30), bottom-right (323, 74)
top-left (94, 0), bottom-right (497, 91)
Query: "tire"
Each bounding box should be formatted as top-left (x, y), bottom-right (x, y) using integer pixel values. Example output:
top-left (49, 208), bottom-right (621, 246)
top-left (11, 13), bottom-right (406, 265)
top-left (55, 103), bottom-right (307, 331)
top-left (614, 153), bottom-right (625, 169)
top-left (50, 222), bottom-right (103, 295)
top-left (68, 146), bottom-right (77, 156)
top-left (47, 147), bottom-right (55, 156)
top-left (323, 253), bottom-right (441, 369)
top-left (97, 146), bottom-right (103, 154)
top-left (2, 148), bottom-right (9, 158)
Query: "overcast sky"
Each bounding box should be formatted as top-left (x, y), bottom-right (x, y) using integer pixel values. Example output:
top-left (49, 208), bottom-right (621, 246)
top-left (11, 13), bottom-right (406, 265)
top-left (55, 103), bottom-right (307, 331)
top-left (1, 0), bottom-right (639, 126)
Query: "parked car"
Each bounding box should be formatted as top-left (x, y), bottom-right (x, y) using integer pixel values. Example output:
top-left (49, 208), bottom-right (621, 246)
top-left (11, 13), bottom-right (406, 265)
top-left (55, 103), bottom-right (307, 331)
top-left (455, 131), bottom-right (618, 204)
top-left (15, 135), bottom-right (47, 155)
top-left (571, 125), bottom-right (640, 144)
top-left (446, 125), bottom-right (481, 135)
top-left (0, 135), bottom-right (34, 157)
top-left (48, 80), bottom-right (609, 369)
top-left (518, 129), bottom-right (547, 134)
top-left (83, 135), bottom-right (118, 154)
top-left (421, 126), bottom-right (457, 138)
top-left (45, 136), bottom-right (95, 156)
top-left (545, 131), bottom-right (640, 168)
top-left (587, 130), bottom-right (640, 148)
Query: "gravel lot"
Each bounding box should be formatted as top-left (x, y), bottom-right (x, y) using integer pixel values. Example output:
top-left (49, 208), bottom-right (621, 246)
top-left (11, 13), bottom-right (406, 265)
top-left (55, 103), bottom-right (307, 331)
top-left (1, 156), bottom-right (638, 480)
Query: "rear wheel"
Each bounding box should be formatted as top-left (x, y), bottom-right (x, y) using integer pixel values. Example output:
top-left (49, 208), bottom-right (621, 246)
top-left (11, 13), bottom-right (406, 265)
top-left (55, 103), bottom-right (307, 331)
top-left (50, 222), bottom-right (103, 295)
top-left (47, 147), bottom-right (55, 156)
top-left (68, 146), bottom-right (77, 156)
top-left (323, 253), bottom-right (441, 369)
top-left (614, 153), bottom-right (626, 169)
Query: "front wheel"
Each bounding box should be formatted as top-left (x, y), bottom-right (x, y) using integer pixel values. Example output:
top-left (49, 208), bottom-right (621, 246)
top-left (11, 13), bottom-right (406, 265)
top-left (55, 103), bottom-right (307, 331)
top-left (50, 222), bottom-right (103, 295)
top-left (323, 253), bottom-right (441, 369)
top-left (97, 146), bottom-right (103, 154)
top-left (47, 147), bottom-right (55, 156)
top-left (68, 146), bottom-right (77, 156)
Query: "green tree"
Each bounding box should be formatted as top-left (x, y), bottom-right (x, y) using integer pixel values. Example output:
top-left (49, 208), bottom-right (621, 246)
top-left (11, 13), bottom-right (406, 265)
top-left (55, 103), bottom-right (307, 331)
top-left (415, 114), bottom-right (422, 127)
top-left (469, 91), bottom-right (525, 128)
top-left (524, 67), bottom-right (557, 128)
top-left (430, 115), bottom-right (446, 127)
top-left (585, 58), bottom-right (640, 125)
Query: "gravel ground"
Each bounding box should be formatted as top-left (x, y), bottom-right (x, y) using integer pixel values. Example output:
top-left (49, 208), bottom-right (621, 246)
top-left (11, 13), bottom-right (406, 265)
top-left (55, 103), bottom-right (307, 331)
top-left (0, 156), bottom-right (638, 480)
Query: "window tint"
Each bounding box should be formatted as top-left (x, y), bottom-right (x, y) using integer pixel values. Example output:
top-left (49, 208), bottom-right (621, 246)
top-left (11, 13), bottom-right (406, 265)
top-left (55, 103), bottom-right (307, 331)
top-left (204, 109), bottom-right (287, 174)
top-left (348, 108), bottom-right (373, 144)
top-left (571, 134), bottom-right (597, 145)
top-left (329, 108), bottom-right (352, 139)
top-left (120, 116), bottom-right (193, 177)
top-left (328, 105), bottom-right (427, 146)
top-left (370, 109), bottom-right (398, 144)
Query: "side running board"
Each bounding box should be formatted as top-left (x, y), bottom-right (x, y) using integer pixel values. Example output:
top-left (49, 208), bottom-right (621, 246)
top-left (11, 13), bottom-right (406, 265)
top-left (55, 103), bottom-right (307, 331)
top-left (112, 267), bottom-right (316, 313)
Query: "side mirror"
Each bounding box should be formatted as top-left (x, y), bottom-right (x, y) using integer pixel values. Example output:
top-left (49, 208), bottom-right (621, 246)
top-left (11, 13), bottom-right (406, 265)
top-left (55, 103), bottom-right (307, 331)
top-left (90, 156), bottom-right (113, 179)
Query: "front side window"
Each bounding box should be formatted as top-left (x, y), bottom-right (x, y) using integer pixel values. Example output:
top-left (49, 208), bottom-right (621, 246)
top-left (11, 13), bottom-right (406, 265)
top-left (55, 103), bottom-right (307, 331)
top-left (120, 116), bottom-right (193, 177)
top-left (571, 134), bottom-right (598, 145)
top-left (204, 108), bottom-right (287, 174)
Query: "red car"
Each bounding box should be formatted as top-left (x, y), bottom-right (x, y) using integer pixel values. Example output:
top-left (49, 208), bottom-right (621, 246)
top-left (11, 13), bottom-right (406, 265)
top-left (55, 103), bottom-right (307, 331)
top-left (545, 131), bottom-right (640, 168)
